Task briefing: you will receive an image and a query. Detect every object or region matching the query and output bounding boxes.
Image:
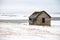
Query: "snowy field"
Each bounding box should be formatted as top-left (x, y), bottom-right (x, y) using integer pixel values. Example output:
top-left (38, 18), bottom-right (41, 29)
top-left (0, 10), bottom-right (60, 40)
top-left (0, 20), bottom-right (60, 40)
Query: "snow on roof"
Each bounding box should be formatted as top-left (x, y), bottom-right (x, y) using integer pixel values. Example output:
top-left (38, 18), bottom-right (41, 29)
top-left (29, 11), bottom-right (51, 19)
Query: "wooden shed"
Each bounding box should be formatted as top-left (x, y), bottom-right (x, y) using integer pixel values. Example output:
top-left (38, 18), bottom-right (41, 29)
top-left (29, 11), bottom-right (51, 26)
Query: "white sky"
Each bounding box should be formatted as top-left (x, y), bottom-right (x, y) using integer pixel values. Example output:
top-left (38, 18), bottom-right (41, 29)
top-left (0, 0), bottom-right (60, 14)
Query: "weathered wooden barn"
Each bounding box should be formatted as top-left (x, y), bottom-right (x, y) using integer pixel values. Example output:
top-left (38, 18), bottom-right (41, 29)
top-left (29, 11), bottom-right (51, 26)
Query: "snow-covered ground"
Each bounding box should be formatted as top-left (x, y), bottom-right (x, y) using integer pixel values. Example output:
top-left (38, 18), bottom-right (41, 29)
top-left (0, 13), bottom-right (60, 40)
top-left (0, 13), bottom-right (28, 20)
top-left (0, 20), bottom-right (60, 40)
top-left (0, 13), bottom-right (60, 20)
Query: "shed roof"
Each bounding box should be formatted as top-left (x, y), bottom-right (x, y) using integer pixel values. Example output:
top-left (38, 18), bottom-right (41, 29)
top-left (29, 11), bottom-right (51, 19)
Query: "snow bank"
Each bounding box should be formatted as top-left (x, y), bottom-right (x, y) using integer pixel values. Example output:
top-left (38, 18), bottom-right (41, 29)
top-left (0, 20), bottom-right (60, 40)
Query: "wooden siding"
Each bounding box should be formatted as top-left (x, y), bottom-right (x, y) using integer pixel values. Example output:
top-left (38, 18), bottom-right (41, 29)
top-left (35, 12), bottom-right (51, 26)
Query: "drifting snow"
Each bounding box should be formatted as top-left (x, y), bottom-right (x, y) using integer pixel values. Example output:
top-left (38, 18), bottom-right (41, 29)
top-left (0, 20), bottom-right (60, 40)
top-left (0, 13), bottom-right (60, 40)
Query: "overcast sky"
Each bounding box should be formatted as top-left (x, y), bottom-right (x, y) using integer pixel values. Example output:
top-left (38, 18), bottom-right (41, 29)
top-left (0, 0), bottom-right (60, 14)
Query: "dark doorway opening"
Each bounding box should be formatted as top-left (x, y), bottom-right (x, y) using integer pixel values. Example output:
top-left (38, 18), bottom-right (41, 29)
top-left (42, 18), bottom-right (45, 23)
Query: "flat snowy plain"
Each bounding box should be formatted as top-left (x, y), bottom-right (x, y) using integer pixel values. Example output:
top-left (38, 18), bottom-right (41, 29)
top-left (0, 13), bottom-right (60, 40)
top-left (0, 20), bottom-right (60, 40)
